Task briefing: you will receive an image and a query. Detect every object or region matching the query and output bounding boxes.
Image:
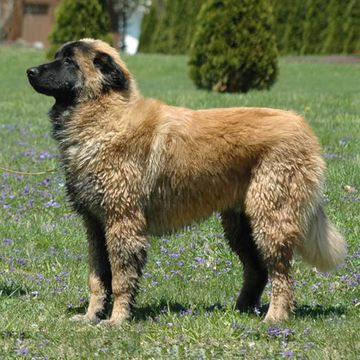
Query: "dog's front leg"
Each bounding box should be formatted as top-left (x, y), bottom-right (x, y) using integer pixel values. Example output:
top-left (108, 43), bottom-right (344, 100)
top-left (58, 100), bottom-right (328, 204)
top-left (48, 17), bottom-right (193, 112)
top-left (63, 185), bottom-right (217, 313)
top-left (100, 212), bottom-right (148, 326)
top-left (71, 214), bottom-right (112, 324)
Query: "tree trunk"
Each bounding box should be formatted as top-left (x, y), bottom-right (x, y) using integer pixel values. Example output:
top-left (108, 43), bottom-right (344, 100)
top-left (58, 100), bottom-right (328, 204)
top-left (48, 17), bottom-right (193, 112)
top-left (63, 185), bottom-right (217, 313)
top-left (121, 12), bottom-right (127, 52)
top-left (0, 0), bottom-right (15, 39)
top-left (106, 0), bottom-right (120, 50)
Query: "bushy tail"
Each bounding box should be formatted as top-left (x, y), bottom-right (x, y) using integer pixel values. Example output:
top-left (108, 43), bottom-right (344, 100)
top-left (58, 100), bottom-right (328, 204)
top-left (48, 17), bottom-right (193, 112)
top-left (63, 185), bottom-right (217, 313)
top-left (298, 205), bottom-right (346, 272)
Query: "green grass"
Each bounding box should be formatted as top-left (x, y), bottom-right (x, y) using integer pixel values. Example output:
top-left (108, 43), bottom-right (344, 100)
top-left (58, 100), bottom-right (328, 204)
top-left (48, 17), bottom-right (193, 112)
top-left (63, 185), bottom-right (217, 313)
top-left (0, 46), bottom-right (359, 359)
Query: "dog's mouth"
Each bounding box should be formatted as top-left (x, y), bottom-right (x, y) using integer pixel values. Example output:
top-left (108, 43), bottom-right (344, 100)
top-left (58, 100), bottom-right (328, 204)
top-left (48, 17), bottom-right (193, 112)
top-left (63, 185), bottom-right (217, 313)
top-left (27, 66), bottom-right (75, 101)
top-left (27, 77), bottom-right (54, 96)
top-left (27, 67), bottom-right (54, 96)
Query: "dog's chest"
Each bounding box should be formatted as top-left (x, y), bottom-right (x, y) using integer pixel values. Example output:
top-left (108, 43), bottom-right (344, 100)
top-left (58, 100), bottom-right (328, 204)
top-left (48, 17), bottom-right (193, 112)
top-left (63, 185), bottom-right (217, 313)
top-left (61, 142), bottom-right (105, 216)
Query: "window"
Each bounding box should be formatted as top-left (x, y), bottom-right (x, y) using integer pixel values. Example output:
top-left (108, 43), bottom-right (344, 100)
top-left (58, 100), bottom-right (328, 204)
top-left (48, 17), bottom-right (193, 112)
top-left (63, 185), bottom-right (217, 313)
top-left (24, 3), bottom-right (49, 15)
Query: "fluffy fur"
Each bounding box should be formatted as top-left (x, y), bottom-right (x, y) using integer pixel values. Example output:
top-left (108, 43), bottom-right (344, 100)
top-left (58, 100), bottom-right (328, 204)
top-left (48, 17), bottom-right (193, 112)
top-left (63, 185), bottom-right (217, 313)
top-left (27, 39), bottom-right (346, 324)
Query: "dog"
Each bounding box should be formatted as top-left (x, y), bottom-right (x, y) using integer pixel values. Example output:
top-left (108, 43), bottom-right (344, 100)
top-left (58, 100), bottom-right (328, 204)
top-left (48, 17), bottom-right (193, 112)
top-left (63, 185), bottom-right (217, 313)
top-left (27, 39), bottom-right (346, 325)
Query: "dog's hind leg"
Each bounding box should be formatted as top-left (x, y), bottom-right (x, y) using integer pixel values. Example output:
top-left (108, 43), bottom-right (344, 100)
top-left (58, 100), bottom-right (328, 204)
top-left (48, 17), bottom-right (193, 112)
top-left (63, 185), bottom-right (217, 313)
top-left (221, 209), bottom-right (268, 312)
top-left (248, 213), bottom-right (297, 323)
top-left (71, 214), bottom-right (112, 323)
top-left (244, 157), bottom-right (311, 322)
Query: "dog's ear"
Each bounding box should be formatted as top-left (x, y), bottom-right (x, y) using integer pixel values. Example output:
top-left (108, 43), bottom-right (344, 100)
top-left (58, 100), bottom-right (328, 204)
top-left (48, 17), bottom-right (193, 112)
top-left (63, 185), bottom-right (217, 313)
top-left (93, 52), bottom-right (128, 91)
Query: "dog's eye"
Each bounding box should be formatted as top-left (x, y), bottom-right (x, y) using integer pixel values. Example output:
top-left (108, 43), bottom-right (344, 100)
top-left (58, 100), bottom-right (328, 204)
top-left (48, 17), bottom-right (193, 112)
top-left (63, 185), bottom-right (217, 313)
top-left (93, 57), bottom-right (102, 67)
top-left (63, 57), bottom-right (73, 65)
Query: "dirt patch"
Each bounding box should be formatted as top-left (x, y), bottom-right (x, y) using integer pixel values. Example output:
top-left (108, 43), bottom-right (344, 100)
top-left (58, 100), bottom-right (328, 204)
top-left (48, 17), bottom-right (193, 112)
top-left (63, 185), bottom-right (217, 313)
top-left (283, 55), bottom-right (360, 64)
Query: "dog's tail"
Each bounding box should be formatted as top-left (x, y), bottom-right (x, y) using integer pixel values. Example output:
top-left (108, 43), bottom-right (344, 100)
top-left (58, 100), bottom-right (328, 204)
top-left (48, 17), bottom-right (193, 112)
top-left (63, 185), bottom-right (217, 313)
top-left (297, 204), bottom-right (346, 272)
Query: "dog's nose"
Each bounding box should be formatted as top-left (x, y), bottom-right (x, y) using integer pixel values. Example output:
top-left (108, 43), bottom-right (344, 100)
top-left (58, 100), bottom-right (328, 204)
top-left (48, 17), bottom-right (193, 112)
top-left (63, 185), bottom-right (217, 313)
top-left (27, 67), bottom-right (39, 77)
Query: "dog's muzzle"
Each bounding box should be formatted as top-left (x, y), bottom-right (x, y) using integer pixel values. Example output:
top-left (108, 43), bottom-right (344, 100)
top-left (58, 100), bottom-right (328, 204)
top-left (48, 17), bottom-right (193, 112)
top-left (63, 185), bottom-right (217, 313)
top-left (27, 67), bottom-right (40, 78)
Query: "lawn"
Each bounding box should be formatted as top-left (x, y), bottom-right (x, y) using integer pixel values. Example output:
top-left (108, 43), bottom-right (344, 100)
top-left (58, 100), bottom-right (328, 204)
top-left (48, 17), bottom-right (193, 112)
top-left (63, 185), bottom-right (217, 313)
top-left (0, 46), bottom-right (359, 359)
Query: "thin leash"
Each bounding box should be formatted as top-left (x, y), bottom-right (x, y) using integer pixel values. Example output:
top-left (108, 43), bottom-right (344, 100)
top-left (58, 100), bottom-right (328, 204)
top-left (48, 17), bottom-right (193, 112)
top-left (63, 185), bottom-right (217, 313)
top-left (0, 166), bottom-right (57, 176)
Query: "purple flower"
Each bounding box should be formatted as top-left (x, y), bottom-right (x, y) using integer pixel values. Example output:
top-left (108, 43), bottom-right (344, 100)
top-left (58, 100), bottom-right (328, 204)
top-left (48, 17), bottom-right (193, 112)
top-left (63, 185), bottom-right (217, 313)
top-left (231, 322), bottom-right (242, 329)
top-left (194, 257), bottom-right (205, 263)
top-left (347, 280), bottom-right (357, 286)
top-left (17, 258), bottom-right (27, 266)
top-left (339, 139), bottom-right (346, 146)
top-left (160, 246), bottom-right (168, 254)
top-left (304, 342), bottom-right (314, 350)
top-left (45, 200), bottom-right (61, 207)
top-left (15, 347), bottom-right (29, 356)
top-left (267, 327), bottom-right (293, 338)
top-left (281, 350), bottom-right (294, 357)
top-left (323, 152), bottom-right (340, 159)
top-left (38, 339), bottom-right (50, 347)
top-left (180, 308), bottom-right (193, 317)
top-left (41, 178), bottom-right (50, 186)
top-left (268, 327), bottom-right (282, 337)
top-left (2, 238), bottom-right (12, 245)
top-left (39, 151), bottom-right (52, 160)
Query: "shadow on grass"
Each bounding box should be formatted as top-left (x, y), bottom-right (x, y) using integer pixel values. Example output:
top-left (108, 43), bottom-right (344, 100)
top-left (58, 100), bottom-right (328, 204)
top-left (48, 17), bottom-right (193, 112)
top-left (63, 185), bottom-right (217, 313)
top-left (242, 302), bottom-right (346, 319)
top-left (0, 283), bottom-right (28, 297)
top-left (134, 299), bottom-right (225, 321)
top-left (66, 298), bottom-right (226, 320)
top-left (294, 304), bottom-right (346, 318)
top-left (134, 301), bottom-right (347, 321)
top-left (66, 302), bottom-right (89, 316)
top-left (65, 298), bottom-right (346, 321)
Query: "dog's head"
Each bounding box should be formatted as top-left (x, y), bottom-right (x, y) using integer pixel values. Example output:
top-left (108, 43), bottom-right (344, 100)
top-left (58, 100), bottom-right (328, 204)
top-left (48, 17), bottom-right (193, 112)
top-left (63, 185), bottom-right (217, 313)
top-left (27, 39), bottom-right (133, 104)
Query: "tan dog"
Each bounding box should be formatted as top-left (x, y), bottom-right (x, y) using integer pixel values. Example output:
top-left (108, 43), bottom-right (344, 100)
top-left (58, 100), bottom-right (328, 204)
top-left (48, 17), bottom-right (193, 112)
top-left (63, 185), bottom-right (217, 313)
top-left (27, 39), bottom-right (346, 325)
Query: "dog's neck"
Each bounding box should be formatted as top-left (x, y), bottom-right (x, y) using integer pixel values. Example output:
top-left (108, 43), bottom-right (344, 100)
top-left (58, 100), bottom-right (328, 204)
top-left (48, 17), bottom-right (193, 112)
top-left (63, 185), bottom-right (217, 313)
top-left (49, 91), bottom-right (140, 144)
top-left (49, 99), bottom-right (75, 142)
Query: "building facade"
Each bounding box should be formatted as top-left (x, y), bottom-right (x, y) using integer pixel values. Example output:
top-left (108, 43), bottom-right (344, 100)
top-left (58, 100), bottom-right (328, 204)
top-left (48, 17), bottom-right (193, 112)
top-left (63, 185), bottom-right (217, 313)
top-left (1, 0), bottom-right (145, 53)
top-left (1, 0), bottom-right (59, 47)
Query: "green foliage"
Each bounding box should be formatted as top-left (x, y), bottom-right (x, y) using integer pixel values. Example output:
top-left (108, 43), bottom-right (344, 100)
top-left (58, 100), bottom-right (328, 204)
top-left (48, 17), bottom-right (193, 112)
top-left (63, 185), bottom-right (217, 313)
top-left (321, 0), bottom-right (347, 54)
top-left (141, 0), bottom-right (360, 56)
top-left (168, 0), bottom-right (194, 54)
top-left (138, 0), bottom-right (205, 54)
top-left (138, 3), bottom-right (158, 53)
top-left (188, 0), bottom-right (278, 93)
top-left (280, 0), bottom-right (307, 55)
top-left (150, 0), bottom-right (174, 54)
top-left (166, 0), bottom-right (205, 55)
top-left (273, 0), bottom-right (360, 55)
top-left (271, 0), bottom-right (289, 54)
top-left (321, 0), bottom-right (360, 55)
top-left (47, 0), bottom-right (111, 59)
top-left (343, 0), bottom-right (360, 54)
top-left (301, 0), bottom-right (328, 55)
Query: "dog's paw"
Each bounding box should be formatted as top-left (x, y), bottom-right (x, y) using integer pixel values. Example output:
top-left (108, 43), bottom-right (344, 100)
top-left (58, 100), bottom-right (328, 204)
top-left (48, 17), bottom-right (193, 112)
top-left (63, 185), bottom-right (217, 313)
top-left (70, 314), bottom-right (100, 324)
top-left (263, 310), bottom-right (289, 323)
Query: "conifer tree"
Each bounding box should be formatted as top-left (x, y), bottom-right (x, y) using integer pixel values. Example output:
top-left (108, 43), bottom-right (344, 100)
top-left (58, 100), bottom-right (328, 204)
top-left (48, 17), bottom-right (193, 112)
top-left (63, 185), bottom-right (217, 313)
top-left (301, 0), bottom-right (328, 54)
top-left (343, 0), bottom-right (360, 54)
top-left (47, 0), bottom-right (110, 58)
top-left (138, 2), bottom-right (158, 53)
top-left (189, 0), bottom-right (278, 93)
